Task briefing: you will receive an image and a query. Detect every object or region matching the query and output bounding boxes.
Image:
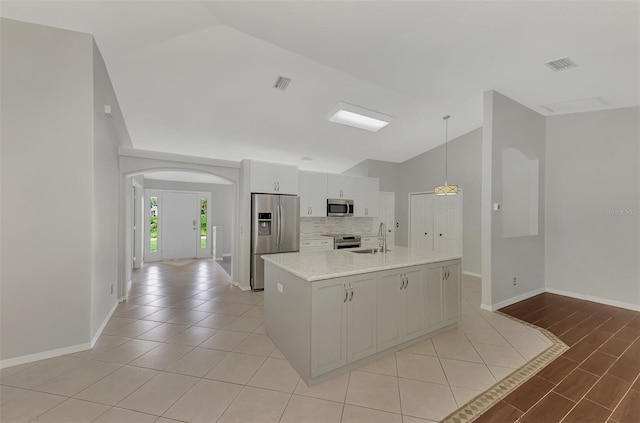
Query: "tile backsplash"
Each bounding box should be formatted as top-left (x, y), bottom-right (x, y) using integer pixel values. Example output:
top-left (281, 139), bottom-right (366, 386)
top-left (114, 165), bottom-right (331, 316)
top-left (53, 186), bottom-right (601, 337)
top-left (301, 217), bottom-right (378, 236)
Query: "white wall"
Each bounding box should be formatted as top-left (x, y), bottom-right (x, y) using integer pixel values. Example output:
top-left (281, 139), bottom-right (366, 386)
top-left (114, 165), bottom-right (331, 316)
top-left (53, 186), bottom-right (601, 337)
top-left (482, 91), bottom-right (546, 309)
top-left (91, 41), bottom-right (129, 339)
top-left (1, 19), bottom-right (94, 360)
top-left (545, 107), bottom-right (640, 309)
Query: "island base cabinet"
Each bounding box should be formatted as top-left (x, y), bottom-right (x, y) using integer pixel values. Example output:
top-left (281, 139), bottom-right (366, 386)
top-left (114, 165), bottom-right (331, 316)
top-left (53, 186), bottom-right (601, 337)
top-left (265, 257), bottom-right (461, 386)
top-left (425, 261), bottom-right (461, 331)
top-left (311, 275), bottom-right (377, 377)
top-left (311, 279), bottom-right (348, 377)
top-left (377, 267), bottom-right (425, 351)
top-left (443, 261), bottom-right (461, 326)
top-left (425, 265), bottom-right (444, 331)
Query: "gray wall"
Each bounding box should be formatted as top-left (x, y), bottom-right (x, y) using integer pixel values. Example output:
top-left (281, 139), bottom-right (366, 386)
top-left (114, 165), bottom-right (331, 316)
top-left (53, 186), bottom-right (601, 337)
top-left (482, 91), bottom-right (546, 307)
top-left (357, 130), bottom-right (482, 276)
top-left (91, 41), bottom-right (129, 338)
top-left (1, 19), bottom-right (94, 359)
top-left (144, 180), bottom-right (234, 256)
top-left (545, 107), bottom-right (639, 308)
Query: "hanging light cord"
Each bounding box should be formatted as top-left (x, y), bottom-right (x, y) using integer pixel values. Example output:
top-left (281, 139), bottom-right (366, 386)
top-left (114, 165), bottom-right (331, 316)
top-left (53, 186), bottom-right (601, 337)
top-left (443, 115), bottom-right (450, 186)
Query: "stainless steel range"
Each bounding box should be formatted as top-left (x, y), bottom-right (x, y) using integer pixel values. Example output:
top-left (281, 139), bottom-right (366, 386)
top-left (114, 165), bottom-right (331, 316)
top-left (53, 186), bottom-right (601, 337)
top-left (322, 234), bottom-right (361, 249)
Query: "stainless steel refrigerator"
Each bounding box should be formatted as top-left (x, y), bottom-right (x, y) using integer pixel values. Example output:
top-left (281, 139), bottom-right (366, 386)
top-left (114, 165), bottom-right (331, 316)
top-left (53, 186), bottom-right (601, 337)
top-left (250, 193), bottom-right (300, 290)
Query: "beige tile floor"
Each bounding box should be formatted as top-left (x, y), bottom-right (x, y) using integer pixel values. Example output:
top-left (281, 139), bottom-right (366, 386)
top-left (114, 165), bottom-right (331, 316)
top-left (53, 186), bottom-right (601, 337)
top-left (0, 259), bottom-right (553, 423)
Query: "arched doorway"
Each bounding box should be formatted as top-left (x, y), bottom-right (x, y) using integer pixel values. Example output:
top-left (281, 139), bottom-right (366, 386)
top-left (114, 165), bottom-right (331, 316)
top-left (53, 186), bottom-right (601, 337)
top-left (118, 152), bottom-right (240, 300)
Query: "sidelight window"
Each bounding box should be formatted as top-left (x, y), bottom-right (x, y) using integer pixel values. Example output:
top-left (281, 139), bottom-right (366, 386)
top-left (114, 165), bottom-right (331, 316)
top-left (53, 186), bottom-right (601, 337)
top-left (149, 196), bottom-right (158, 252)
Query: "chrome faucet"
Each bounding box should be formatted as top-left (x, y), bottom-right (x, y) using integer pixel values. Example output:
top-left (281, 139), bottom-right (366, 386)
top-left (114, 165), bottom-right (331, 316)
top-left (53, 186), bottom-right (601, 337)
top-left (378, 222), bottom-right (387, 253)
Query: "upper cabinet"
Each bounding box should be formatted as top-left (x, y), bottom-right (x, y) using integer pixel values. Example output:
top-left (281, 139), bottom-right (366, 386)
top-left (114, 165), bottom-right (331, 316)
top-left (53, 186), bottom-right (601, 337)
top-left (250, 161), bottom-right (299, 195)
top-left (327, 174), bottom-right (356, 199)
top-left (299, 171), bottom-right (327, 217)
top-left (353, 177), bottom-right (379, 217)
top-left (327, 174), bottom-right (379, 217)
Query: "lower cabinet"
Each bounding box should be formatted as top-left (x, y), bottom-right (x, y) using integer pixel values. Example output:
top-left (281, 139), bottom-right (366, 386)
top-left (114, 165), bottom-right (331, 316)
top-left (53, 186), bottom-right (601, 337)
top-left (377, 266), bottom-right (425, 351)
top-left (425, 260), bottom-right (461, 331)
top-left (309, 260), bottom-right (460, 380)
top-left (443, 261), bottom-right (461, 326)
top-left (311, 274), bottom-right (377, 377)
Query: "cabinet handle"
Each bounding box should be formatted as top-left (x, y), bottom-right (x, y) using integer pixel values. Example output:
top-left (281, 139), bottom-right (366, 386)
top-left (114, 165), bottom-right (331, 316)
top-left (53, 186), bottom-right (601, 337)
top-left (405, 275), bottom-right (409, 289)
top-left (349, 284), bottom-right (354, 301)
top-left (344, 284), bottom-right (348, 302)
top-left (440, 233), bottom-right (443, 236)
top-left (309, 206), bottom-right (312, 215)
top-left (424, 232), bottom-right (428, 235)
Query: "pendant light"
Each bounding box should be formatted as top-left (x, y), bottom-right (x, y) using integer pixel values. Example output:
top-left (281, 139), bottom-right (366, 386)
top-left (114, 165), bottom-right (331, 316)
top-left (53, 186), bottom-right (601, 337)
top-left (434, 115), bottom-right (458, 195)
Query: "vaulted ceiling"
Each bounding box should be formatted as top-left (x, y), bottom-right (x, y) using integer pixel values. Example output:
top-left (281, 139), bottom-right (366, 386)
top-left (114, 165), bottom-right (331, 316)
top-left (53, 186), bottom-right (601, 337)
top-left (2, 1), bottom-right (638, 172)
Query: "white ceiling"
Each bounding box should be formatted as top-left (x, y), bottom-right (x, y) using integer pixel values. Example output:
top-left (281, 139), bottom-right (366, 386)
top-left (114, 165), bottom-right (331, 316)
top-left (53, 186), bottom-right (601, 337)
top-left (2, 1), bottom-right (638, 173)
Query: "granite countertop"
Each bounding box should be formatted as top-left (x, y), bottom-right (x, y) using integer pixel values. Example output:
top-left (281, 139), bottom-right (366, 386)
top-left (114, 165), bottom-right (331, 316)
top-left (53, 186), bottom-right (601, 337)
top-left (262, 246), bottom-right (461, 281)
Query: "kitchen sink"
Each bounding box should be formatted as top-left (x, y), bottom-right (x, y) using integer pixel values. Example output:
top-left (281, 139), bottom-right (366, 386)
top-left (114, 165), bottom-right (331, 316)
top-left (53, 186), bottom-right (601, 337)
top-left (348, 248), bottom-right (390, 254)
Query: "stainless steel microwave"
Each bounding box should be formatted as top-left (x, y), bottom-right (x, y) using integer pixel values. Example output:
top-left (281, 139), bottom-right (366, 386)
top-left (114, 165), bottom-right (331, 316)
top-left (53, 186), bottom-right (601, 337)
top-left (327, 199), bottom-right (353, 217)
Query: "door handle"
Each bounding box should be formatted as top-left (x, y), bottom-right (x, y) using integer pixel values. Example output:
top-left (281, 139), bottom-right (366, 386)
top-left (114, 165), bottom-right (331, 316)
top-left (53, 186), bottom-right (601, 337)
top-left (277, 205), bottom-right (282, 245)
top-left (400, 275), bottom-right (404, 290)
top-left (344, 284), bottom-right (348, 302)
top-left (349, 284), bottom-right (354, 301)
top-left (405, 274), bottom-right (409, 289)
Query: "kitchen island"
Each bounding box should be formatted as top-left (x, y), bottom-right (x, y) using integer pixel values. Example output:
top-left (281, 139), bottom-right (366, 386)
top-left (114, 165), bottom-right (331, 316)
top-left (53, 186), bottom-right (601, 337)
top-left (263, 246), bottom-right (462, 386)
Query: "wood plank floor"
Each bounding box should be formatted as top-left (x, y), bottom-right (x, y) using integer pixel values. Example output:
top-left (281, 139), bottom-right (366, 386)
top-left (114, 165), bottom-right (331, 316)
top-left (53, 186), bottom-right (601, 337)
top-left (476, 293), bottom-right (640, 423)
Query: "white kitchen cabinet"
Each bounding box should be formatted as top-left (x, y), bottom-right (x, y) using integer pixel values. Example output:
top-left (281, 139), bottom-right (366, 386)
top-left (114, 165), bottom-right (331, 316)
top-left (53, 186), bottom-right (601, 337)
top-left (424, 260), bottom-right (461, 330)
top-left (311, 274), bottom-right (377, 377)
top-left (354, 177), bottom-right (380, 217)
top-left (377, 266), bottom-right (425, 351)
top-left (442, 260), bottom-right (461, 326)
top-left (300, 237), bottom-right (333, 252)
top-left (347, 274), bottom-right (378, 362)
top-left (425, 264), bottom-right (444, 331)
top-left (250, 161), bottom-right (299, 195)
top-left (327, 174), bottom-right (355, 199)
top-left (311, 278), bottom-right (348, 376)
top-left (299, 171), bottom-right (327, 217)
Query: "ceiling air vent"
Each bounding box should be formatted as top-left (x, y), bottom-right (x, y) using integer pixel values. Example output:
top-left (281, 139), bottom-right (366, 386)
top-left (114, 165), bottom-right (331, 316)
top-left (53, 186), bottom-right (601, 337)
top-left (544, 57), bottom-right (578, 72)
top-left (273, 76), bottom-right (292, 91)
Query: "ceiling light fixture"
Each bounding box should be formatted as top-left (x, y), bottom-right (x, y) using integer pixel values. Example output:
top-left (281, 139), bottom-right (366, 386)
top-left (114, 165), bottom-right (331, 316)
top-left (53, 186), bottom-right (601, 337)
top-left (434, 115), bottom-right (458, 196)
top-left (326, 101), bottom-right (392, 132)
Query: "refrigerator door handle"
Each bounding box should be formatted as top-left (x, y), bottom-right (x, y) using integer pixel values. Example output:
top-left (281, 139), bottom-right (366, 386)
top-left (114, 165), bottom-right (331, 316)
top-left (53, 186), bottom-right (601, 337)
top-left (277, 204), bottom-right (282, 246)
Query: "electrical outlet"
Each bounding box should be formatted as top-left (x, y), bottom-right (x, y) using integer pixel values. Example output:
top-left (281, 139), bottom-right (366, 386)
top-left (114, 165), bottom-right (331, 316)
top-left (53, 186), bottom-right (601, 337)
top-left (276, 283), bottom-right (283, 293)
top-left (513, 277), bottom-right (517, 286)
top-left (110, 284), bottom-right (114, 294)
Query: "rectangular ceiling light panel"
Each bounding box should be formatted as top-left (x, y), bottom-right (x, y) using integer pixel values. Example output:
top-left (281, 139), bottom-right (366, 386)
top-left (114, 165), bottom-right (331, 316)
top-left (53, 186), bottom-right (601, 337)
top-left (326, 101), bottom-right (392, 132)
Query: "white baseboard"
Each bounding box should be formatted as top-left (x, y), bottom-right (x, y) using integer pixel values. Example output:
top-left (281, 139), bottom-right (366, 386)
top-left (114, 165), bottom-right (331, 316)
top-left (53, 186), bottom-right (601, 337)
top-left (0, 342), bottom-right (92, 370)
top-left (545, 287), bottom-right (640, 312)
top-left (237, 283), bottom-right (251, 291)
top-left (462, 271), bottom-right (482, 279)
top-left (483, 288), bottom-right (546, 312)
top-left (1, 298), bottom-right (120, 370)
top-left (91, 300), bottom-right (119, 347)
